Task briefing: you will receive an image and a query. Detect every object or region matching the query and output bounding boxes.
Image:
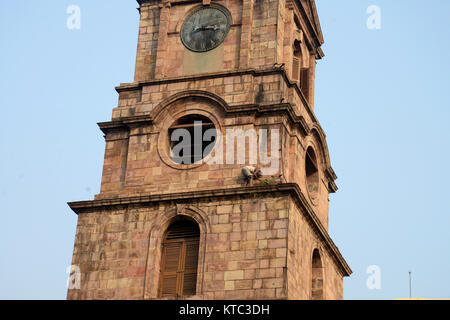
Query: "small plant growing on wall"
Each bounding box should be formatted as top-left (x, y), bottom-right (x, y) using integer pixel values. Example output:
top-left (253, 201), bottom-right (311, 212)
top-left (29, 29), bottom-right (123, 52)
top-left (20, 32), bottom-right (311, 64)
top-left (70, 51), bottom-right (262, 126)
top-left (258, 176), bottom-right (278, 186)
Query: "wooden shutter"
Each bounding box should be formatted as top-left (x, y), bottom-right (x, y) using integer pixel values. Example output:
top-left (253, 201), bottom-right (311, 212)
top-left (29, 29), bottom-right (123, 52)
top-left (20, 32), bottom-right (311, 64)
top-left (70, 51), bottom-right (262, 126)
top-left (183, 241), bottom-right (199, 296)
top-left (160, 242), bottom-right (182, 297)
top-left (292, 56), bottom-right (301, 82)
top-left (300, 68), bottom-right (310, 102)
top-left (159, 221), bottom-right (200, 297)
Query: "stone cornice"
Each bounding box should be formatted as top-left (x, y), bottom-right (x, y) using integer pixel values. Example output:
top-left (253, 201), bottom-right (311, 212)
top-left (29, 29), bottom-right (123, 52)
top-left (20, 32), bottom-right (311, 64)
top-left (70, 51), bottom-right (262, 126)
top-left (136, 0), bottom-right (160, 6)
top-left (328, 180), bottom-right (338, 194)
top-left (98, 115), bottom-right (153, 135)
top-left (326, 167), bottom-right (338, 181)
top-left (286, 0), bottom-right (324, 58)
top-left (115, 67), bottom-right (318, 125)
top-left (68, 183), bottom-right (352, 277)
top-left (297, 0), bottom-right (324, 46)
top-left (98, 102), bottom-right (310, 136)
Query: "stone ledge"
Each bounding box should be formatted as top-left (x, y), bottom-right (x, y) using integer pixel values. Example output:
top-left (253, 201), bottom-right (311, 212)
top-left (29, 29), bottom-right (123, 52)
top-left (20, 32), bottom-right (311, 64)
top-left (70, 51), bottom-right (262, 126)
top-left (68, 183), bottom-right (352, 277)
top-left (98, 102), bottom-right (310, 136)
top-left (115, 67), bottom-right (317, 124)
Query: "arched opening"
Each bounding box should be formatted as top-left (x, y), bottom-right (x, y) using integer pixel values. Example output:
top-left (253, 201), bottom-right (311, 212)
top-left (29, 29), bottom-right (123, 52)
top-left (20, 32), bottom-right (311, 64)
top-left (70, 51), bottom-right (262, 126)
top-left (311, 249), bottom-right (324, 300)
top-left (168, 114), bottom-right (216, 165)
top-left (305, 147), bottom-right (319, 201)
top-left (159, 218), bottom-right (200, 298)
top-left (292, 41), bottom-right (302, 83)
top-left (292, 38), bottom-right (311, 102)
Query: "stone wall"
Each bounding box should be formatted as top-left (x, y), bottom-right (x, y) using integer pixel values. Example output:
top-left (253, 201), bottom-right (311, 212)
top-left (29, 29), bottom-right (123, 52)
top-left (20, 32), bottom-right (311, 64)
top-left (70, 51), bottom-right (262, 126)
top-left (68, 193), bottom-right (291, 300)
top-left (286, 197), bottom-right (344, 299)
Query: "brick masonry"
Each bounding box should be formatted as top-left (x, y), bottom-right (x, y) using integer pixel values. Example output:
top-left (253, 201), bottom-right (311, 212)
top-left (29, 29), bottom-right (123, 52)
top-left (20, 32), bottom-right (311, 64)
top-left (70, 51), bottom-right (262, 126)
top-left (67, 0), bottom-right (351, 300)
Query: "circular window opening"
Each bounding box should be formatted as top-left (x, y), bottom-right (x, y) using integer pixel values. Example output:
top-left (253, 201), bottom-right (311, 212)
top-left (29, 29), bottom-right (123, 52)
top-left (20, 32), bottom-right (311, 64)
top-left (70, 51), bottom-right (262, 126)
top-left (168, 115), bottom-right (217, 165)
top-left (305, 147), bottom-right (319, 201)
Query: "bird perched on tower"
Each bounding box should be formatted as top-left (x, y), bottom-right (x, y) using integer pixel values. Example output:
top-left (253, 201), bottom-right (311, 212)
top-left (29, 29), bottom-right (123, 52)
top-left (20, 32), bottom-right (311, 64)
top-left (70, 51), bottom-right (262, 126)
top-left (241, 166), bottom-right (263, 186)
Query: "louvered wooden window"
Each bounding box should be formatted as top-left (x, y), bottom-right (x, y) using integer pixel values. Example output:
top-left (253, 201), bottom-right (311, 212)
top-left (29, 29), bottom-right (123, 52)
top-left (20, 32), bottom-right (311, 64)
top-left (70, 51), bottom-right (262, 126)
top-left (293, 48), bottom-right (302, 83)
top-left (300, 68), bottom-right (310, 101)
top-left (293, 43), bottom-right (310, 102)
top-left (159, 220), bottom-right (200, 298)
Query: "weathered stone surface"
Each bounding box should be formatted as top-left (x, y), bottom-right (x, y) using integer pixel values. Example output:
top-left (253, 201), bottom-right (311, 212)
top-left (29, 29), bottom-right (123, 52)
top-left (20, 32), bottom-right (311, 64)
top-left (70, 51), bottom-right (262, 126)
top-left (67, 0), bottom-right (351, 301)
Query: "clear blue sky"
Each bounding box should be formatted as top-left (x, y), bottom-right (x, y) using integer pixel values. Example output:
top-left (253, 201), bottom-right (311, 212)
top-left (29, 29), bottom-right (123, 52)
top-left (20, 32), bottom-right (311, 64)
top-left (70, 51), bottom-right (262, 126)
top-left (0, 0), bottom-right (449, 300)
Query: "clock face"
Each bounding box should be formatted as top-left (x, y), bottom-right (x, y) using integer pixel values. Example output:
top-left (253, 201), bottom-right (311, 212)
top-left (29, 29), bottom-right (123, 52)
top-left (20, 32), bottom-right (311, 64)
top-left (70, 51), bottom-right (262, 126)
top-left (181, 7), bottom-right (232, 53)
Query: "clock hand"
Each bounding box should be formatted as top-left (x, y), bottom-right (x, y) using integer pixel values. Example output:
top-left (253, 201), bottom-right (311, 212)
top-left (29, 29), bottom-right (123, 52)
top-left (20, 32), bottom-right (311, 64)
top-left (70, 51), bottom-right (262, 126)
top-left (202, 25), bottom-right (219, 31)
top-left (192, 24), bottom-right (217, 34)
top-left (192, 25), bottom-right (202, 33)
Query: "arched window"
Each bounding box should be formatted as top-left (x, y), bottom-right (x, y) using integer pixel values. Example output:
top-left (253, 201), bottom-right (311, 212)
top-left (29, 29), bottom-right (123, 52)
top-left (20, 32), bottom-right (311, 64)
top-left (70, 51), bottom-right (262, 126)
top-left (169, 114), bottom-right (216, 165)
top-left (159, 219), bottom-right (200, 297)
top-left (292, 38), bottom-right (311, 102)
top-left (305, 147), bottom-right (319, 201)
top-left (311, 249), bottom-right (324, 300)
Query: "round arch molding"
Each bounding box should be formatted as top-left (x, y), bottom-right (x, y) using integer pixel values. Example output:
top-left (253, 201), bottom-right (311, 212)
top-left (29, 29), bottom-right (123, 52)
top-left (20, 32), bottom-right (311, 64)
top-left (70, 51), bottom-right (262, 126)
top-left (307, 124), bottom-right (338, 192)
top-left (152, 90), bottom-right (227, 170)
top-left (311, 247), bottom-right (325, 300)
top-left (150, 90), bottom-right (229, 123)
top-left (143, 205), bottom-right (210, 300)
top-left (307, 124), bottom-right (332, 170)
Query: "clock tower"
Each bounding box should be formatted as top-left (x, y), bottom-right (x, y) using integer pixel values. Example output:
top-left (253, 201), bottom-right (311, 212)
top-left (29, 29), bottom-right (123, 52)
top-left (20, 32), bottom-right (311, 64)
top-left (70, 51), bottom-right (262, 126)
top-left (67, 0), bottom-right (351, 300)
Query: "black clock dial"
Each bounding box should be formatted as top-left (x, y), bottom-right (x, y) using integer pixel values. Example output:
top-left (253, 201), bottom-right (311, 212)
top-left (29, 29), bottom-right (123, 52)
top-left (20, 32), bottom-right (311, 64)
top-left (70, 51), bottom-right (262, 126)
top-left (181, 7), bottom-right (232, 53)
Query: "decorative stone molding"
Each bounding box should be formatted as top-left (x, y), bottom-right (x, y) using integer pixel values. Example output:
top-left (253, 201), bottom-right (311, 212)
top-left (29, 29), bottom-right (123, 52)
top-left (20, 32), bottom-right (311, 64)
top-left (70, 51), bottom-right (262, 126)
top-left (115, 66), bottom-right (319, 122)
top-left (143, 205), bottom-right (210, 299)
top-left (150, 90), bottom-right (228, 124)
